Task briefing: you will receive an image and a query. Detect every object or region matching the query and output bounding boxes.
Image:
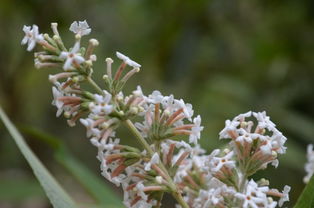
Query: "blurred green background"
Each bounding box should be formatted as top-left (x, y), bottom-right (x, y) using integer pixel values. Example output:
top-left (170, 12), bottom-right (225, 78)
top-left (0, 0), bottom-right (314, 207)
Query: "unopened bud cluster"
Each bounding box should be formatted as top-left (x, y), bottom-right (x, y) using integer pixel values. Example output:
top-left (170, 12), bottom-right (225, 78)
top-left (22, 20), bottom-right (290, 208)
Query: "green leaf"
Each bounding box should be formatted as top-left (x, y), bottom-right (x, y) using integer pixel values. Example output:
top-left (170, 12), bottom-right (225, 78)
top-left (294, 176), bottom-right (314, 208)
top-left (21, 125), bottom-right (123, 208)
top-left (0, 106), bottom-right (77, 208)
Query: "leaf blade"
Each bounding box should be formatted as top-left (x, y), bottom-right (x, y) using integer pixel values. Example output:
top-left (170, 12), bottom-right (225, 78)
top-left (0, 106), bottom-right (77, 208)
top-left (21, 125), bottom-right (124, 208)
top-left (294, 176), bottom-right (314, 208)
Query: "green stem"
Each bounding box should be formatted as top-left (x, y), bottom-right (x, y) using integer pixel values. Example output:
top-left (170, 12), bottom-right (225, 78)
top-left (172, 192), bottom-right (189, 208)
top-left (124, 120), bottom-right (154, 156)
top-left (86, 76), bottom-right (104, 95)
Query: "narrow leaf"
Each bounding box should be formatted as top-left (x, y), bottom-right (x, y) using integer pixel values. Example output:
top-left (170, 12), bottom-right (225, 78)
top-left (294, 176), bottom-right (314, 208)
top-left (21, 125), bottom-right (123, 208)
top-left (0, 106), bottom-right (77, 208)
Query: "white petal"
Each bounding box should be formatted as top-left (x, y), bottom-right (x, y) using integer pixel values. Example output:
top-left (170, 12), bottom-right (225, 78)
top-left (74, 55), bottom-right (85, 64)
top-left (21, 36), bottom-right (28, 45)
top-left (69, 21), bottom-right (79, 33)
top-left (27, 40), bottom-right (36, 51)
top-left (63, 58), bottom-right (73, 70)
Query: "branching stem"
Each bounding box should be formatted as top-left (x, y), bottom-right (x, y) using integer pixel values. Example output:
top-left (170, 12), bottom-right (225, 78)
top-left (86, 75), bottom-right (189, 208)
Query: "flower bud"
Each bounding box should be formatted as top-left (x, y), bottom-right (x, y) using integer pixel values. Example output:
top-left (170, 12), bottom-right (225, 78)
top-left (156, 176), bottom-right (163, 184)
top-left (64, 111), bottom-right (71, 118)
top-left (130, 107), bottom-right (138, 115)
top-left (85, 60), bottom-right (93, 67)
top-left (100, 122), bottom-right (110, 129)
top-left (103, 74), bottom-right (109, 80)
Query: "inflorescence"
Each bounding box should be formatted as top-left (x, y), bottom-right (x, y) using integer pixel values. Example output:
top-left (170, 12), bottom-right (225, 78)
top-left (22, 20), bottom-right (291, 208)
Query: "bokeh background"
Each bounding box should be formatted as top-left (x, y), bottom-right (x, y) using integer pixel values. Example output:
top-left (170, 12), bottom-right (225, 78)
top-left (0, 0), bottom-right (314, 207)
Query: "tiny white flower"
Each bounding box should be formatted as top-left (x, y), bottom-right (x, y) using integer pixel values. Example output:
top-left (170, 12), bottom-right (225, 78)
top-left (174, 99), bottom-right (194, 120)
top-left (193, 183), bottom-right (236, 208)
top-left (253, 111), bottom-right (276, 131)
top-left (80, 118), bottom-right (96, 137)
top-left (236, 133), bottom-right (253, 144)
top-left (219, 119), bottom-right (240, 139)
top-left (259, 137), bottom-right (273, 155)
top-left (90, 138), bottom-right (101, 147)
top-left (52, 86), bottom-right (65, 117)
top-left (278, 185), bottom-right (290, 207)
top-left (161, 95), bottom-right (176, 110)
top-left (271, 130), bottom-right (287, 154)
top-left (89, 92), bottom-right (113, 115)
top-left (136, 183), bottom-right (148, 200)
top-left (60, 42), bottom-right (85, 70)
top-left (189, 115), bottom-right (203, 145)
top-left (144, 153), bottom-right (160, 171)
top-left (210, 151), bottom-right (236, 172)
top-left (235, 180), bottom-right (269, 208)
top-left (147, 90), bottom-right (164, 104)
top-left (219, 111), bottom-right (252, 139)
top-left (21, 25), bottom-right (44, 51)
top-left (69, 20), bottom-right (91, 36)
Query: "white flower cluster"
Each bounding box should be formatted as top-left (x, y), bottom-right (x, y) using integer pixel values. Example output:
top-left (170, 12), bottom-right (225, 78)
top-left (81, 89), bottom-right (205, 207)
top-left (135, 91), bottom-right (203, 145)
top-left (51, 81), bottom-right (79, 117)
top-left (192, 178), bottom-right (236, 208)
top-left (23, 21), bottom-right (292, 208)
top-left (91, 136), bottom-right (197, 207)
top-left (174, 112), bottom-right (290, 208)
top-left (22, 21), bottom-right (95, 71)
top-left (235, 180), bottom-right (276, 208)
top-left (219, 111), bottom-right (287, 169)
